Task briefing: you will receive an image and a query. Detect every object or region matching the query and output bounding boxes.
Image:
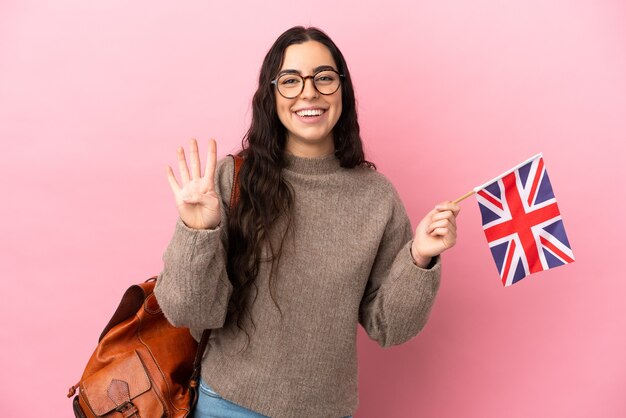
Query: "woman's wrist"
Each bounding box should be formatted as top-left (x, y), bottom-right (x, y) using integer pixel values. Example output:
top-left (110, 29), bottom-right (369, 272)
top-left (410, 245), bottom-right (432, 269)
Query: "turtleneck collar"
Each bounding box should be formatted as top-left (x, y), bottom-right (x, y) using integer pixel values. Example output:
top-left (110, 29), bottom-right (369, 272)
top-left (283, 151), bottom-right (341, 175)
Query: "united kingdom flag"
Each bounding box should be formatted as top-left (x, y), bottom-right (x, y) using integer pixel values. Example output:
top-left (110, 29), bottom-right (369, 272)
top-left (475, 154), bottom-right (575, 286)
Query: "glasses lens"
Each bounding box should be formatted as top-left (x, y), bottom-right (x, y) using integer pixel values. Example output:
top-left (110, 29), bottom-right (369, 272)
top-left (314, 71), bottom-right (341, 95)
top-left (277, 74), bottom-right (303, 98)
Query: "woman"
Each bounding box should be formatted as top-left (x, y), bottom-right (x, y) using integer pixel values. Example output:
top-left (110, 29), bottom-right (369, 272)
top-left (155, 26), bottom-right (460, 418)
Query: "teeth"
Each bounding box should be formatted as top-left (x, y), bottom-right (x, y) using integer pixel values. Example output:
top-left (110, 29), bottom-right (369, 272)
top-left (296, 109), bottom-right (325, 117)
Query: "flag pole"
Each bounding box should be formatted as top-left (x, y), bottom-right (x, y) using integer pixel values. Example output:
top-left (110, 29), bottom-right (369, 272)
top-left (452, 189), bottom-right (475, 204)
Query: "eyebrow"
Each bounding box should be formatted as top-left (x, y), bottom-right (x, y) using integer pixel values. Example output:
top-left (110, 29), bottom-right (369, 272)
top-left (277, 65), bottom-right (337, 76)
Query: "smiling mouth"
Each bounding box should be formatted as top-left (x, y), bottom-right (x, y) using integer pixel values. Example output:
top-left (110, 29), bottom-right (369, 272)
top-left (295, 109), bottom-right (326, 117)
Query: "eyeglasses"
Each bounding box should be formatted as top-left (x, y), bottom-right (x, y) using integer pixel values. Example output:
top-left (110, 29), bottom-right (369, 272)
top-left (271, 69), bottom-right (345, 99)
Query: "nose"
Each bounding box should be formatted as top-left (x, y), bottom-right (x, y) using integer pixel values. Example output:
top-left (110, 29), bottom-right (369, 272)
top-left (299, 76), bottom-right (319, 99)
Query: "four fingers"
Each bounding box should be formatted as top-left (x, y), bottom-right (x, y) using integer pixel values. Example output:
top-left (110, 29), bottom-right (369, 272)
top-left (168, 138), bottom-right (218, 194)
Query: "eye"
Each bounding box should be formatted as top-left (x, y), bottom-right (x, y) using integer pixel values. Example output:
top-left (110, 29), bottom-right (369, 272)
top-left (279, 75), bottom-right (302, 86)
top-left (314, 71), bottom-right (336, 84)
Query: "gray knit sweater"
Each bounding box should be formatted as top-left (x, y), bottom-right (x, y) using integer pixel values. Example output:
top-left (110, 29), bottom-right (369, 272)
top-left (155, 151), bottom-right (441, 418)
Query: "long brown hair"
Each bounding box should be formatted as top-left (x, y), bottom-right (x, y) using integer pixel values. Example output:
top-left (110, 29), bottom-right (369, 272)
top-left (226, 26), bottom-right (375, 350)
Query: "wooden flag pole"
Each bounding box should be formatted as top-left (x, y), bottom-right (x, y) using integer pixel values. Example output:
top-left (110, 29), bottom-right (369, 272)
top-left (452, 189), bottom-right (475, 204)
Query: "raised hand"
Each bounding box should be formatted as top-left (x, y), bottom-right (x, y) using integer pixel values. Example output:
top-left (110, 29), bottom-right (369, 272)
top-left (166, 138), bottom-right (221, 230)
top-left (411, 201), bottom-right (460, 268)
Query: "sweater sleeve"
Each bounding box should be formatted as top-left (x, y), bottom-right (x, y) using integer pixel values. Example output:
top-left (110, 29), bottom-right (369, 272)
top-left (358, 189), bottom-right (441, 349)
top-left (154, 156), bottom-right (235, 333)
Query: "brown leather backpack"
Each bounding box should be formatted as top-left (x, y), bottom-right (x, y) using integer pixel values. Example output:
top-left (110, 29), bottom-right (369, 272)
top-left (68, 155), bottom-right (243, 418)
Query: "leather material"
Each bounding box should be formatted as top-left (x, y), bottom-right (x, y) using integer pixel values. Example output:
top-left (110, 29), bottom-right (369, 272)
top-left (107, 379), bottom-right (131, 409)
top-left (83, 351), bottom-right (150, 415)
top-left (75, 281), bottom-right (194, 417)
top-left (230, 154), bottom-right (243, 210)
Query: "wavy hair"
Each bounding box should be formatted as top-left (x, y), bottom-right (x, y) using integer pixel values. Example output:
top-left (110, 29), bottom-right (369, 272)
top-left (226, 26), bottom-right (375, 351)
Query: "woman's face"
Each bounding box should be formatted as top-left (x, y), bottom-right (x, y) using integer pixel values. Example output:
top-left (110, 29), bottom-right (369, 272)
top-left (274, 40), bottom-right (342, 155)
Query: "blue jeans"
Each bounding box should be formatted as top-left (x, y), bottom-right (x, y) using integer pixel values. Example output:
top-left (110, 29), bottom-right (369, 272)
top-left (193, 379), bottom-right (352, 418)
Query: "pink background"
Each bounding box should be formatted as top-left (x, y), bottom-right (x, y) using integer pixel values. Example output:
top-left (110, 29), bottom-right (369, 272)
top-left (1, 1), bottom-right (625, 417)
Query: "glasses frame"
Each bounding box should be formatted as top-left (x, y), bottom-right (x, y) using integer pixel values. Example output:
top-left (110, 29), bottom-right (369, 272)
top-left (271, 69), bottom-right (345, 99)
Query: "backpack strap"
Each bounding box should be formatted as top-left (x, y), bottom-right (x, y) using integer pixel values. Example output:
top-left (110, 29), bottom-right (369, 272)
top-left (229, 154), bottom-right (244, 210)
top-left (190, 153), bottom-right (244, 392)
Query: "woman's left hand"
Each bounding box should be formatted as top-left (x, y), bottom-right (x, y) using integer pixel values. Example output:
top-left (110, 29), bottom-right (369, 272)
top-left (411, 201), bottom-right (461, 268)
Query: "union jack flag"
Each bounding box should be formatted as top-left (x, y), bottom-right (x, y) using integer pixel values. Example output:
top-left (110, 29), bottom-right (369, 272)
top-left (475, 154), bottom-right (575, 286)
